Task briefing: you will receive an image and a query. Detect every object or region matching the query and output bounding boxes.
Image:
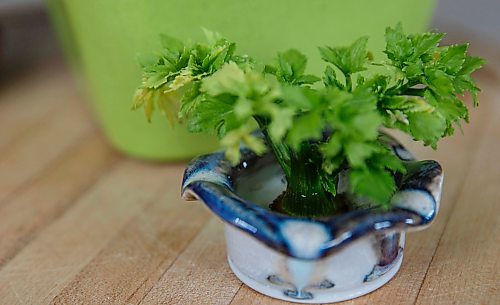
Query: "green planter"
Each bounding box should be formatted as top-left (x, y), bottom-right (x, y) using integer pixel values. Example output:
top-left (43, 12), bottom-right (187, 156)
top-left (47, 0), bottom-right (435, 161)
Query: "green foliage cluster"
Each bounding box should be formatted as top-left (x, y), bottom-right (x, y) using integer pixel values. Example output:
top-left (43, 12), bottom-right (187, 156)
top-left (134, 24), bottom-right (483, 216)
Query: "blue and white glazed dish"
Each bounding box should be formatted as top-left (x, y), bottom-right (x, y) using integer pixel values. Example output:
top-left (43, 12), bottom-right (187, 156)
top-left (181, 133), bottom-right (443, 303)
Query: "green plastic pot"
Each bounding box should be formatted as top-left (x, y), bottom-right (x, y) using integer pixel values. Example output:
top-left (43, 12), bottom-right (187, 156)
top-left (47, 0), bottom-right (436, 161)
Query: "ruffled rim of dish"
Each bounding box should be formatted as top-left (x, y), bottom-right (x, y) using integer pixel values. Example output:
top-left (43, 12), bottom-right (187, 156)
top-left (181, 133), bottom-right (443, 260)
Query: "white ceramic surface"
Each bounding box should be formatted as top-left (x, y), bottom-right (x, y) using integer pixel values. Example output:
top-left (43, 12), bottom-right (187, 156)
top-left (225, 225), bottom-right (405, 303)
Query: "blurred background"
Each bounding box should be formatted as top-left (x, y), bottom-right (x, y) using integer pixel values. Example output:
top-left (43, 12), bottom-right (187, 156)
top-left (0, 0), bottom-right (500, 161)
top-left (1, 0), bottom-right (498, 79)
top-left (0, 0), bottom-right (59, 79)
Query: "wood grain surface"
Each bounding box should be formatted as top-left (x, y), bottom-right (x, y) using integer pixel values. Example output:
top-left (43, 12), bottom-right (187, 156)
top-left (0, 49), bottom-right (498, 305)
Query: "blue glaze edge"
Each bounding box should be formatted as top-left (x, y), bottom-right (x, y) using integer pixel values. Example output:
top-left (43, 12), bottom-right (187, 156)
top-left (181, 134), bottom-right (443, 260)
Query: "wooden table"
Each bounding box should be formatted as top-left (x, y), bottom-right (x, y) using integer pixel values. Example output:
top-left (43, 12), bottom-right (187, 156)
top-left (0, 52), bottom-right (498, 305)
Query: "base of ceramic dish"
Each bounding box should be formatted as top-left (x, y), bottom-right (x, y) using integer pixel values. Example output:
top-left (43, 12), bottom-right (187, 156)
top-left (228, 253), bottom-right (402, 304)
top-left (225, 224), bottom-right (404, 304)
